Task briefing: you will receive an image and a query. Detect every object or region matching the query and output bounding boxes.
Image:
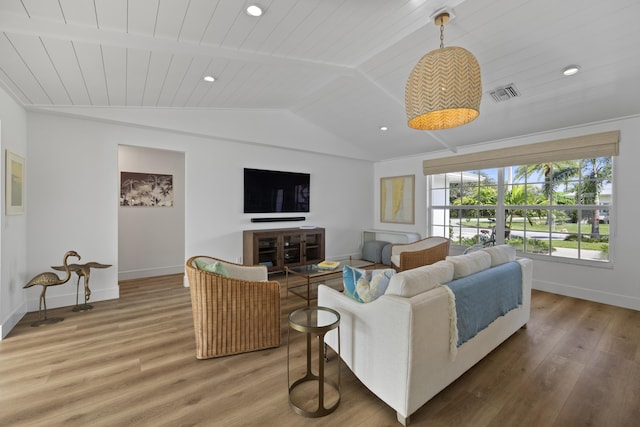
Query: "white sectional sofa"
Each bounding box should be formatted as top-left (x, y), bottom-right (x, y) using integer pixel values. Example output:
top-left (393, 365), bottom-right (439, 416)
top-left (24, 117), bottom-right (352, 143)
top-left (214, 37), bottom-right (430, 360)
top-left (318, 245), bottom-right (532, 425)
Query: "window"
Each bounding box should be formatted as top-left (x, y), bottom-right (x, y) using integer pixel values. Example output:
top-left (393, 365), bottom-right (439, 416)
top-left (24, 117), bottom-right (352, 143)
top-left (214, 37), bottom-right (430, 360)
top-left (430, 157), bottom-right (613, 264)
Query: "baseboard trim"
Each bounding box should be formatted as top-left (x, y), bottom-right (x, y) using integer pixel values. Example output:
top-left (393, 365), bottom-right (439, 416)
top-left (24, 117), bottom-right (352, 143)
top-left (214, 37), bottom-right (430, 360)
top-left (0, 302), bottom-right (27, 340)
top-left (533, 279), bottom-right (640, 311)
top-left (118, 265), bottom-right (184, 281)
top-left (24, 286), bottom-right (120, 312)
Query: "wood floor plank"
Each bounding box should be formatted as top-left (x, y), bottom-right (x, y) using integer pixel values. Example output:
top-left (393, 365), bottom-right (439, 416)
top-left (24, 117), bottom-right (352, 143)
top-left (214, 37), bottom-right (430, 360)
top-left (1, 273), bottom-right (639, 426)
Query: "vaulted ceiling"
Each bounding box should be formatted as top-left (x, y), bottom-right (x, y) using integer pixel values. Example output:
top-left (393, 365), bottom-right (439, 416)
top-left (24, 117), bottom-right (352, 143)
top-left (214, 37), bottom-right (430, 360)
top-left (0, 0), bottom-right (638, 161)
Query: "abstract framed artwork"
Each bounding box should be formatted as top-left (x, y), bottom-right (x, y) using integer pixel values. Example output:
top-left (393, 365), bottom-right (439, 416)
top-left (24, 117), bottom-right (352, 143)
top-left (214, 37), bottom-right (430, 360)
top-left (120, 171), bottom-right (174, 207)
top-left (380, 174), bottom-right (415, 224)
top-left (5, 150), bottom-right (25, 215)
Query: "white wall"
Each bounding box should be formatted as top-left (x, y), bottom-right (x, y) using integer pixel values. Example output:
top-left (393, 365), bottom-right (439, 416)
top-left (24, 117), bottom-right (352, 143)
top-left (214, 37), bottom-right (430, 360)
top-left (0, 86), bottom-right (28, 338)
top-left (118, 146), bottom-right (185, 280)
top-left (24, 111), bottom-right (373, 312)
top-left (375, 116), bottom-right (640, 311)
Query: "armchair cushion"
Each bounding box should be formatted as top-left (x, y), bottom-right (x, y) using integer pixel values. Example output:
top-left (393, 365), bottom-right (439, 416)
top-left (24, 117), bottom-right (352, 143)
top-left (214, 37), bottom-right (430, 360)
top-left (195, 259), bottom-right (229, 276)
top-left (191, 256), bottom-right (267, 281)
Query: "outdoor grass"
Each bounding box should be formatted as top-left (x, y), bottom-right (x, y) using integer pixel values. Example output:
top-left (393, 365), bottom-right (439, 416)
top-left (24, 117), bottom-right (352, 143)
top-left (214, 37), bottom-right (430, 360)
top-left (469, 218), bottom-right (610, 251)
top-left (477, 220), bottom-right (609, 235)
top-left (550, 240), bottom-right (607, 250)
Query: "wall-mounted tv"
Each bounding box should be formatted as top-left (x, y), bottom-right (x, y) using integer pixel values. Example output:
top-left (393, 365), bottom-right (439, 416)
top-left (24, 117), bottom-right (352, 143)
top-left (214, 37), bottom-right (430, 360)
top-left (243, 168), bottom-right (310, 213)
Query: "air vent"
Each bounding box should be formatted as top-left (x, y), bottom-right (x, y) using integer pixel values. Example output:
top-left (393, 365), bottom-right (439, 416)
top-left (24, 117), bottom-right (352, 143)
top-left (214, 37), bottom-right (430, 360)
top-left (489, 84), bottom-right (520, 103)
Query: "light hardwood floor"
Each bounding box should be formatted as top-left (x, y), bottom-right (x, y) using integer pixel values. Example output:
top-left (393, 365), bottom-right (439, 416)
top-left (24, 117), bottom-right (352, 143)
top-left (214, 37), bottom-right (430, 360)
top-left (1, 273), bottom-right (640, 426)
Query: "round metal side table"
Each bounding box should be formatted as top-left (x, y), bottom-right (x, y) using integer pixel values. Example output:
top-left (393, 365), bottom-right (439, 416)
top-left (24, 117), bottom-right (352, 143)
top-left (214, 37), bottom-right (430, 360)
top-left (287, 306), bottom-right (341, 418)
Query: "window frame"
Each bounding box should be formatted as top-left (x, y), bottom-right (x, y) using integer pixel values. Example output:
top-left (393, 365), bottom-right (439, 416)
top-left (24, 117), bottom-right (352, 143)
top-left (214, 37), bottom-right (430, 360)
top-left (427, 159), bottom-right (615, 268)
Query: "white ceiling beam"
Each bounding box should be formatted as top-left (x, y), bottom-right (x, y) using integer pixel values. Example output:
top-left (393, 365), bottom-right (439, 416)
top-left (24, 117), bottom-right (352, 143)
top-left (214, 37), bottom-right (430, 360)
top-left (0, 11), bottom-right (357, 76)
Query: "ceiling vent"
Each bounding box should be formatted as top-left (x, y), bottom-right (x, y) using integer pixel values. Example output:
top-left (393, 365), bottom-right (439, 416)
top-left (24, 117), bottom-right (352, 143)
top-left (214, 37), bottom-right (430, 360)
top-left (488, 84), bottom-right (520, 103)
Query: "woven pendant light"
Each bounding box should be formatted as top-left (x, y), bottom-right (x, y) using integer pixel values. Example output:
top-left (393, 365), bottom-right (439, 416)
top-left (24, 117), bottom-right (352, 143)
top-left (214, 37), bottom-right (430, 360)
top-left (405, 12), bottom-right (482, 130)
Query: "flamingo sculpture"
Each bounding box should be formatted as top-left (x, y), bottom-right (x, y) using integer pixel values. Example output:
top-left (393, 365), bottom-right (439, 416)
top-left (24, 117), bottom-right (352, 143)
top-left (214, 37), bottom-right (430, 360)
top-left (23, 250), bottom-right (81, 326)
top-left (51, 262), bottom-right (111, 311)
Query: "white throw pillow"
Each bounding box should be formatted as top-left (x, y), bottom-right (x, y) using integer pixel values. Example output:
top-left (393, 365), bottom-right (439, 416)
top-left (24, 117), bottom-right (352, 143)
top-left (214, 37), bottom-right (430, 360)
top-left (446, 251), bottom-right (491, 279)
top-left (386, 260), bottom-right (454, 298)
top-left (482, 244), bottom-right (516, 267)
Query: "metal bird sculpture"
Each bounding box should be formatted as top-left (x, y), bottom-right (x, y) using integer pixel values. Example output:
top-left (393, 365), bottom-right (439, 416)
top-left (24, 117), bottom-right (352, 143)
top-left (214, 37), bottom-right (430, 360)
top-left (24, 250), bottom-right (81, 326)
top-left (51, 262), bottom-right (112, 311)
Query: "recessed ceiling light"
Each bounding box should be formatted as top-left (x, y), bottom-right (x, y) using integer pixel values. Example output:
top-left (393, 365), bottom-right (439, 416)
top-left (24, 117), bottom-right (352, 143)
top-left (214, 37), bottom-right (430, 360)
top-left (562, 65), bottom-right (581, 76)
top-left (246, 4), bottom-right (263, 17)
top-left (380, 126), bottom-right (389, 131)
top-left (203, 76), bottom-right (215, 82)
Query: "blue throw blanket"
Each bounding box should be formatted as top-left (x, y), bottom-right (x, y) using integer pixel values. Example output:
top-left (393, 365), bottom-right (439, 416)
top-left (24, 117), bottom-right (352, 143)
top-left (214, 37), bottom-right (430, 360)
top-left (444, 261), bottom-right (522, 347)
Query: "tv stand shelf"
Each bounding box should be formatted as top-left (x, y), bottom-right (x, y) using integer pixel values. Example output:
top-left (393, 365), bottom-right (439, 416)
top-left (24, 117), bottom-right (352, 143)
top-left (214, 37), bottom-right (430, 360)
top-left (243, 227), bottom-right (325, 273)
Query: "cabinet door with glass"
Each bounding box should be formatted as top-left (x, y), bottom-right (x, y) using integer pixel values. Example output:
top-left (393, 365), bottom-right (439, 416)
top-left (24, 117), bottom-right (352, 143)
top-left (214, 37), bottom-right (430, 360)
top-left (302, 231), bottom-right (325, 265)
top-left (256, 235), bottom-right (279, 269)
top-left (282, 232), bottom-right (302, 267)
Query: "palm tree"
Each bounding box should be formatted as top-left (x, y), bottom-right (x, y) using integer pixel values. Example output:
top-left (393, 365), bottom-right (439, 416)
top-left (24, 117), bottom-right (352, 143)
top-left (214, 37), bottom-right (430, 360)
top-left (504, 184), bottom-right (546, 230)
top-left (577, 157), bottom-right (612, 238)
top-left (514, 161), bottom-right (580, 224)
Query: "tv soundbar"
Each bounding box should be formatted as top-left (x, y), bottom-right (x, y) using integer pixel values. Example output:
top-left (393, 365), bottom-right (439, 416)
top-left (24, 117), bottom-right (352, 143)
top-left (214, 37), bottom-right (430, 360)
top-left (251, 217), bottom-right (306, 223)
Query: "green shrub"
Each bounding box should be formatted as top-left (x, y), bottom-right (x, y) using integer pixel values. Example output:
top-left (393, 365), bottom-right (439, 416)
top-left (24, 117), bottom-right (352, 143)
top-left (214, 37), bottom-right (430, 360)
top-left (564, 234), bottom-right (608, 243)
top-left (507, 236), bottom-right (552, 253)
top-left (461, 236), bottom-right (479, 246)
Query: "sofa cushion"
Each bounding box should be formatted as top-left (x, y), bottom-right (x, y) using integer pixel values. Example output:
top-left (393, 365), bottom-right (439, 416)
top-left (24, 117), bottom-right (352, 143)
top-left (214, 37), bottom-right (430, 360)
top-left (343, 266), bottom-right (395, 303)
top-left (446, 251), bottom-right (491, 279)
top-left (385, 260), bottom-right (454, 298)
top-left (482, 244), bottom-right (516, 266)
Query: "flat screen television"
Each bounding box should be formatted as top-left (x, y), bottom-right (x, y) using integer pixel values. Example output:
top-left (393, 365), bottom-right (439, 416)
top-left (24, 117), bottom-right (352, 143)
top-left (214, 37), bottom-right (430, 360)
top-left (243, 168), bottom-right (310, 213)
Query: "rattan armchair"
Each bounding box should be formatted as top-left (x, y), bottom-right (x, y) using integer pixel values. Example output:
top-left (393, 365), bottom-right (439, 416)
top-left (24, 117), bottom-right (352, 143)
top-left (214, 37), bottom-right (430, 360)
top-left (390, 237), bottom-right (451, 272)
top-left (186, 256), bottom-right (281, 359)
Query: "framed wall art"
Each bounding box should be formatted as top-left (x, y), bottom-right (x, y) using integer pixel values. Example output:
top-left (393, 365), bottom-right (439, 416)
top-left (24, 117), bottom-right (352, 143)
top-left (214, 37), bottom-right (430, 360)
top-left (120, 171), bottom-right (174, 207)
top-left (5, 150), bottom-right (25, 215)
top-left (380, 174), bottom-right (415, 224)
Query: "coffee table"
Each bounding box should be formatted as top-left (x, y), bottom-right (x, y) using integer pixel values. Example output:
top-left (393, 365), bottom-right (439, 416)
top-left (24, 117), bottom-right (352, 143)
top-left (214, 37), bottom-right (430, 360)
top-left (285, 258), bottom-right (374, 306)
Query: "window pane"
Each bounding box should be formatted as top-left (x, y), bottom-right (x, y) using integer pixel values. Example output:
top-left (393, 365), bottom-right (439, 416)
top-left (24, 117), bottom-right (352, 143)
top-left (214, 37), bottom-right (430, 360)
top-left (505, 184), bottom-right (524, 206)
top-left (580, 209), bottom-right (609, 262)
top-left (431, 187), bottom-right (447, 206)
top-left (526, 183), bottom-right (546, 203)
top-left (549, 209), bottom-right (577, 259)
top-left (448, 209), bottom-right (463, 244)
top-left (431, 173), bottom-right (448, 190)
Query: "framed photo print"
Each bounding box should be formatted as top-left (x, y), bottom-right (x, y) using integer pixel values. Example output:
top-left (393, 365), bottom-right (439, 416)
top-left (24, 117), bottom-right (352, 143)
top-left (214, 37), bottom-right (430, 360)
top-left (380, 174), bottom-right (414, 224)
top-left (6, 150), bottom-right (25, 215)
top-left (120, 171), bottom-right (174, 207)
